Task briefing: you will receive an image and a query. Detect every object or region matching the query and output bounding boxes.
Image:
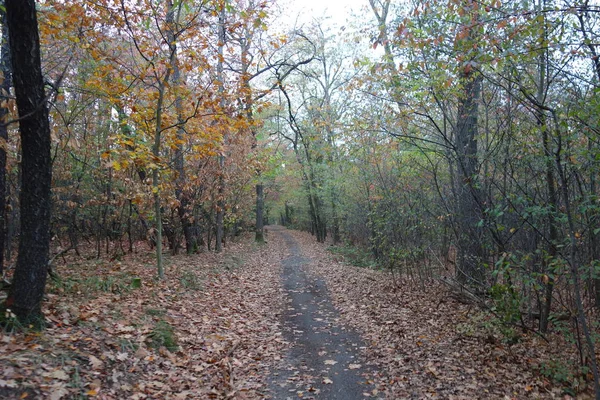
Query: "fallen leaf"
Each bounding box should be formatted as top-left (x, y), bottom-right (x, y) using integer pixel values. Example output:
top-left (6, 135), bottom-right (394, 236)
top-left (88, 355), bottom-right (103, 370)
top-left (322, 377), bottom-right (333, 384)
top-left (0, 379), bottom-right (18, 388)
top-left (51, 370), bottom-right (69, 381)
top-left (49, 387), bottom-right (68, 400)
top-left (324, 359), bottom-right (337, 365)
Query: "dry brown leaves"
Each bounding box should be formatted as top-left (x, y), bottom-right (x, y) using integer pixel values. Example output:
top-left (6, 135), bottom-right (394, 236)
top-left (1, 228), bottom-right (593, 399)
top-left (0, 234), bottom-right (289, 399)
top-left (286, 230), bottom-right (591, 399)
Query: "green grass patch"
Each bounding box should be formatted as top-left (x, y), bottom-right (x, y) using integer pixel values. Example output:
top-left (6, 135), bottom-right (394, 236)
top-left (179, 270), bottom-right (203, 291)
top-left (145, 308), bottom-right (166, 317)
top-left (49, 272), bottom-right (135, 297)
top-left (147, 320), bottom-right (178, 352)
top-left (220, 255), bottom-right (244, 271)
top-left (328, 245), bottom-right (378, 269)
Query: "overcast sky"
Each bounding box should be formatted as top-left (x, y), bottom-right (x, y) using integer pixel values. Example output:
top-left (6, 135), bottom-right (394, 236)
top-left (275, 0), bottom-right (370, 29)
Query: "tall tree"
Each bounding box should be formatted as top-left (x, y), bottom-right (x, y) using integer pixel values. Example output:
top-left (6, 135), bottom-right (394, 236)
top-left (3, 0), bottom-right (52, 325)
top-left (215, 1), bottom-right (227, 253)
top-left (453, 2), bottom-right (485, 286)
top-left (0, 5), bottom-right (12, 276)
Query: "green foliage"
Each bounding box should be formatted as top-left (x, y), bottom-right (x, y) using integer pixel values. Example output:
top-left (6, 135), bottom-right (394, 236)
top-left (328, 245), bottom-right (378, 269)
top-left (145, 308), bottom-right (166, 317)
top-left (49, 273), bottom-right (134, 297)
top-left (179, 271), bottom-right (203, 291)
top-left (456, 309), bottom-right (521, 346)
top-left (220, 255), bottom-right (244, 271)
top-left (539, 360), bottom-right (588, 396)
top-left (148, 320), bottom-right (178, 352)
top-left (118, 338), bottom-right (139, 352)
top-left (488, 283), bottom-right (522, 343)
top-left (130, 277), bottom-right (142, 289)
top-left (489, 283), bottom-right (522, 325)
top-left (0, 306), bottom-right (26, 333)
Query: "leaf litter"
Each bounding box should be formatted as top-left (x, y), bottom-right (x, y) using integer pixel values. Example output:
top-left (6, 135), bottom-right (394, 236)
top-left (0, 234), bottom-right (289, 399)
top-left (287, 229), bottom-right (593, 399)
top-left (0, 227), bottom-right (593, 399)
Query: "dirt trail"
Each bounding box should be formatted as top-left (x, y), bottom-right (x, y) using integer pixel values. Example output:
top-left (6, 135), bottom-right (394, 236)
top-left (268, 226), bottom-right (376, 399)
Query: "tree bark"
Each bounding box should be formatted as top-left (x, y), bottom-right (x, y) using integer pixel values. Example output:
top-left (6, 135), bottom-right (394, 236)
top-left (4, 0), bottom-right (52, 325)
top-left (255, 183), bottom-right (265, 242)
top-left (0, 8), bottom-right (13, 276)
top-left (215, 4), bottom-right (227, 253)
top-left (166, 0), bottom-right (196, 254)
top-left (454, 70), bottom-right (484, 287)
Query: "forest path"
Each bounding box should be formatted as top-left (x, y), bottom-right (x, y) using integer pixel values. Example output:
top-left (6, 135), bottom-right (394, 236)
top-left (267, 226), bottom-right (376, 399)
top-left (0, 226), bottom-right (570, 399)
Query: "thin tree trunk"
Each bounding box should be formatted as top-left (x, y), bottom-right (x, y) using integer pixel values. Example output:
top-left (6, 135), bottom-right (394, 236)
top-left (215, 4), bottom-right (227, 253)
top-left (167, 0), bottom-right (195, 254)
top-left (152, 76), bottom-right (170, 279)
top-left (127, 200), bottom-right (133, 253)
top-left (576, 3), bottom-right (600, 308)
top-left (5, 179), bottom-right (14, 261)
top-left (536, 0), bottom-right (557, 334)
top-left (552, 110), bottom-right (600, 398)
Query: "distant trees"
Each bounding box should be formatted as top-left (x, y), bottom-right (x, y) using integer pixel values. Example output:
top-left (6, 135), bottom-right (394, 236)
top-left (271, 23), bottom-right (356, 243)
top-left (263, 0), bottom-right (600, 395)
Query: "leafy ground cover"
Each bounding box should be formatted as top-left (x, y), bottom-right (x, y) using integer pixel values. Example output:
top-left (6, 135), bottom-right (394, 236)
top-left (0, 234), bottom-right (288, 399)
top-left (0, 227), bottom-right (594, 399)
top-left (296, 233), bottom-right (594, 399)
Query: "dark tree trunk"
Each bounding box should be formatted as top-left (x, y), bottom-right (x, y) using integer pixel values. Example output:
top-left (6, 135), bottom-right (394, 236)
top-left (0, 8), bottom-right (13, 276)
top-left (215, 6), bottom-right (226, 253)
top-left (536, 20), bottom-right (558, 333)
top-left (5, 179), bottom-right (15, 261)
top-left (330, 194), bottom-right (340, 244)
top-left (4, 0), bottom-right (52, 325)
top-left (255, 183), bottom-right (265, 242)
top-left (454, 71), bottom-right (484, 287)
top-left (167, 0), bottom-right (196, 254)
top-left (127, 200), bottom-right (133, 253)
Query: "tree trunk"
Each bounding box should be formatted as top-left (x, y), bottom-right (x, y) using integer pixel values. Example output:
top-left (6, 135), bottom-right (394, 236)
top-left (5, 179), bottom-right (15, 261)
top-left (538, 98), bottom-right (558, 335)
top-left (4, 0), bottom-right (52, 325)
top-left (454, 70), bottom-right (484, 287)
top-left (0, 8), bottom-right (12, 276)
top-left (167, 0), bottom-right (196, 254)
top-left (215, 5), bottom-right (227, 253)
top-left (576, 4), bottom-right (600, 309)
top-left (255, 183), bottom-right (265, 242)
top-left (152, 75), bottom-right (169, 278)
top-left (535, 1), bottom-right (557, 334)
